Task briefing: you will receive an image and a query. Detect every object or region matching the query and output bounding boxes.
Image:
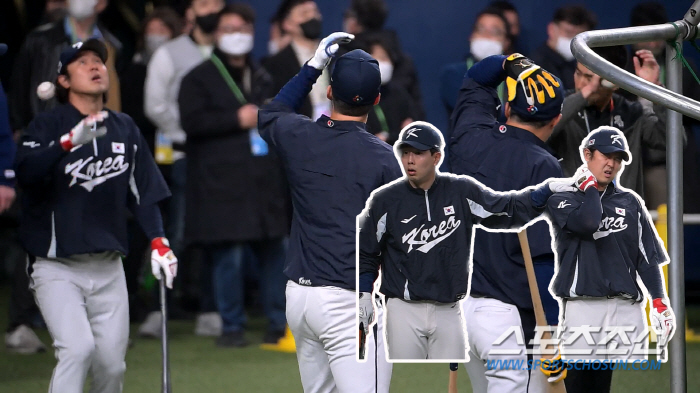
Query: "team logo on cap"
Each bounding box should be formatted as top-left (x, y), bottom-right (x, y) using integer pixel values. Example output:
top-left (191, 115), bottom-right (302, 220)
top-left (406, 128), bottom-right (420, 138)
top-left (353, 95), bottom-right (362, 103)
top-left (611, 135), bottom-right (623, 146)
top-left (527, 105), bottom-right (538, 114)
top-left (587, 139), bottom-right (595, 146)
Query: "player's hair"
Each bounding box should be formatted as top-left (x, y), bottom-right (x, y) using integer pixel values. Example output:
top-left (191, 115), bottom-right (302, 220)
top-left (509, 112), bottom-right (553, 129)
top-left (630, 2), bottom-right (668, 26)
top-left (333, 98), bottom-right (373, 117)
top-left (552, 5), bottom-right (597, 30)
top-left (219, 3), bottom-right (256, 25)
top-left (591, 45), bottom-right (628, 70)
top-left (346, 0), bottom-right (388, 31)
top-left (472, 7), bottom-right (511, 42)
top-left (55, 70), bottom-right (108, 105)
top-left (429, 148), bottom-right (440, 156)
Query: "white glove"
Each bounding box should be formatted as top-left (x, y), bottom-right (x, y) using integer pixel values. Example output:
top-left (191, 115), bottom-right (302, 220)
top-left (574, 169), bottom-right (598, 192)
top-left (151, 237), bottom-right (178, 289)
top-left (650, 298), bottom-right (676, 362)
top-left (358, 292), bottom-right (375, 336)
top-left (307, 32), bottom-right (355, 70)
top-left (547, 178), bottom-right (577, 194)
top-left (60, 111), bottom-right (108, 151)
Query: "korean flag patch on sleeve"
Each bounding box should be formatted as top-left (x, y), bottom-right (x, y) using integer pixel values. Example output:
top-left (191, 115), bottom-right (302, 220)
top-left (615, 207), bottom-right (625, 216)
top-left (112, 142), bottom-right (125, 154)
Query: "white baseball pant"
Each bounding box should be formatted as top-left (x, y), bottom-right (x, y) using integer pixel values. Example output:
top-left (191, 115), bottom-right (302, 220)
top-left (385, 297), bottom-right (467, 361)
top-left (559, 297), bottom-right (648, 361)
top-left (286, 281), bottom-right (392, 393)
top-left (462, 296), bottom-right (533, 393)
top-left (30, 253), bottom-right (129, 393)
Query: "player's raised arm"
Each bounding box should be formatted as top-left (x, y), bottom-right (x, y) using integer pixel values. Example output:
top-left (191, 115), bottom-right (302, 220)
top-left (258, 32), bottom-right (354, 146)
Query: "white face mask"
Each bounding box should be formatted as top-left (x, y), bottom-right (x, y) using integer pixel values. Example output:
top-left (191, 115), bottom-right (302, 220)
top-left (556, 36), bottom-right (575, 61)
top-left (470, 38), bottom-right (503, 61)
top-left (68, 0), bottom-right (97, 20)
top-left (378, 61), bottom-right (394, 85)
top-left (145, 34), bottom-right (169, 55)
top-left (218, 32), bottom-right (254, 56)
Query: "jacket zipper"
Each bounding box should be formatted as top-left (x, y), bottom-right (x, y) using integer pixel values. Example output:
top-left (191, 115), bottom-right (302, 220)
top-left (424, 190), bottom-right (431, 221)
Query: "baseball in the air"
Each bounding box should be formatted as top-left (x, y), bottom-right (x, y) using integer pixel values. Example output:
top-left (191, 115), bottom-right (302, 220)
top-left (37, 81), bottom-right (56, 100)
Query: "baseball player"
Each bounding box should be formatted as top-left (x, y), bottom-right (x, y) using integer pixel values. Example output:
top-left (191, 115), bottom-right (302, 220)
top-left (545, 127), bottom-right (675, 393)
top-left (358, 121), bottom-right (576, 361)
top-left (258, 33), bottom-right (400, 392)
top-left (14, 40), bottom-right (176, 393)
top-left (448, 53), bottom-right (565, 392)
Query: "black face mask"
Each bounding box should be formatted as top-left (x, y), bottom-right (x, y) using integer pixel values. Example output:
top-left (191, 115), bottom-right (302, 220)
top-left (300, 18), bottom-right (322, 40)
top-left (196, 13), bottom-right (219, 34)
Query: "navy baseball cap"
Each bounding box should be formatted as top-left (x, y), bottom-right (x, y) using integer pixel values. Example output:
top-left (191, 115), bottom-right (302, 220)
top-left (508, 68), bottom-right (565, 122)
top-left (330, 49), bottom-right (381, 106)
top-left (57, 39), bottom-right (108, 75)
top-left (0, 43), bottom-right (7, 56)
top-left (582, 126), bottom-right (631, 162)
top-left (396, 121), bottom-right (445, 151)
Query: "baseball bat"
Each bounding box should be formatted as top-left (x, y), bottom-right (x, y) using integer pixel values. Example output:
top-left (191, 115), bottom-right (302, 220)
top-left (517, 231), bottom-right (566, 393)
top-left (159, 272), bottom-right (172, 393)
top-left (448, 363), bottom-right (458, 393)
top-left (359, 323), bottom-right (367, 359)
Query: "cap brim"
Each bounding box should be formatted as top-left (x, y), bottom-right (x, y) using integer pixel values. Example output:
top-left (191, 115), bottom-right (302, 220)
top-left (398, 141), bottom-right (433, 151)
top-left (596, 146), bottom-right (630, 162)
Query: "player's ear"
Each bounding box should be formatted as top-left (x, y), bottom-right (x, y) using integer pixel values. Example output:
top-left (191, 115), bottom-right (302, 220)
top-left (433, 151), bottom-right (442, 166)
top-left (373, 93), bottom-right (381, 106)
top-left (504, 102), bottom-right (512, 118)
top-left (327, 85), bottom-right (333, 101)
top-left (583, 148), bottom-right (592, 162)
top-left (57, 74), bottom-right (70, 89)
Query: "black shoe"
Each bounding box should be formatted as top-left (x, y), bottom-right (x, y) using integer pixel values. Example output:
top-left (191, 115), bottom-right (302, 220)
top-left (263, 329), bottom-right (285, 344)
top-left (216, 331), bottom-right (249, 348)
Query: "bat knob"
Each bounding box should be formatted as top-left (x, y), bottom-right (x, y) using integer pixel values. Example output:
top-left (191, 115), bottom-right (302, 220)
top-left (449, 363), bottom-right (459, 371)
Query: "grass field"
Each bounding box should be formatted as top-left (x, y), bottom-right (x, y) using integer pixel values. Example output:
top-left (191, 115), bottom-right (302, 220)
top-left (1, 285), bottom-right (699, 393)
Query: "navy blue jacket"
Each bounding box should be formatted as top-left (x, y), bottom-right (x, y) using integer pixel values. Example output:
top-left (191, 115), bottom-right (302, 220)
top-left (15, 104), bottom-right (170, 258)
top-left (448, 72), bottom-right (561, 315)
top-left (0, 83), bottom-right (16, 187)
top-left (546, 185), bottom-right (667, 300)
top-left (359, 174), bottom-right (544, 303)
top-left (258, 64), bottom-right (402, 290)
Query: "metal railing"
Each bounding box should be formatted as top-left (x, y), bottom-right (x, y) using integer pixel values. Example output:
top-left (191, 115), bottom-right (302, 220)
top-left (571, 1), bottom-right (700, 391)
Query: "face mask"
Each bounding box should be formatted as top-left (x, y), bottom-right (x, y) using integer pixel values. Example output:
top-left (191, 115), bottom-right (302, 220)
top-left (196, 13), bottom-right (219, 34)
top-left (300, 18), bottom-right (322, 40)
top-left (218, 32), bottom-right (254, 56)
top-left (470, 38), bottom-right (503, 61)
top-left (378, 61), bottom-right (394, 85)
top-left (145, 34), bottom-right (170, 55)
top-left (68, 0), bottom-right (97, 20)
top-left (556, 36), bottom-right (575, 61)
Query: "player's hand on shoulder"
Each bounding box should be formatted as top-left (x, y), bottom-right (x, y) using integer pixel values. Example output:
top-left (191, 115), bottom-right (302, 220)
top-left (574, 169), bottom-right (598, 192)
top-left (151, 237), bottom-right (178, 289)
top-left (308, 32), bottom-right (354, 70)
top-left (237, 104), bottom-right (259, 129)
top-left (60, 111), bottom-right (109, 151)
